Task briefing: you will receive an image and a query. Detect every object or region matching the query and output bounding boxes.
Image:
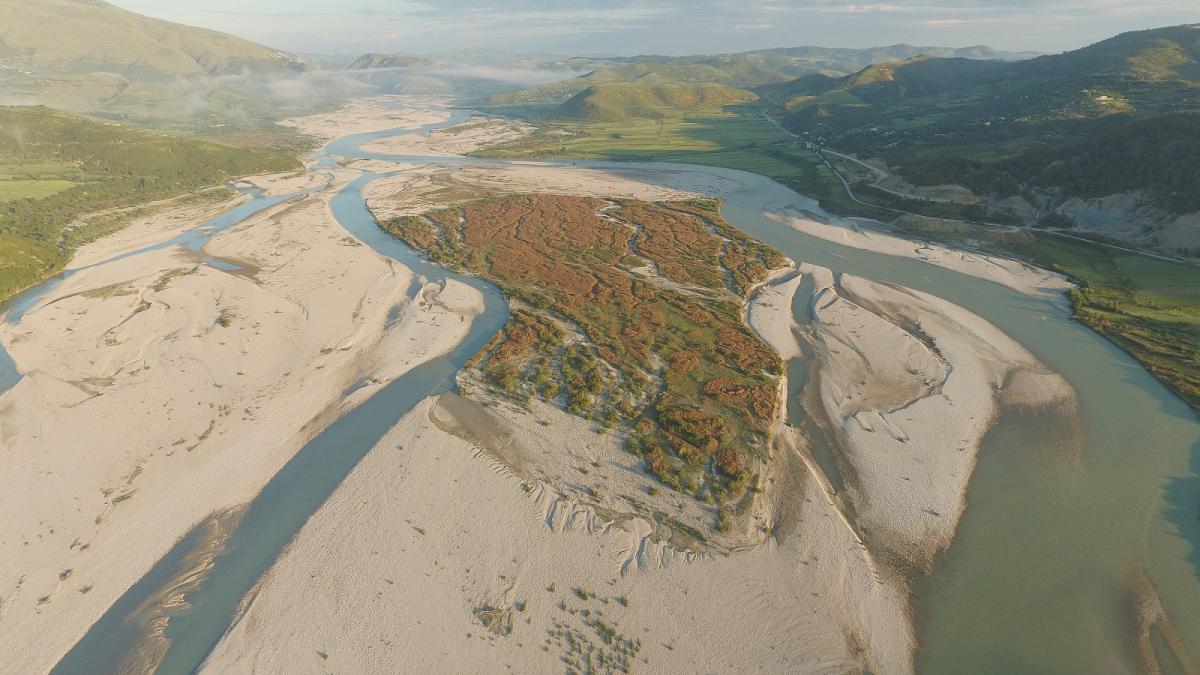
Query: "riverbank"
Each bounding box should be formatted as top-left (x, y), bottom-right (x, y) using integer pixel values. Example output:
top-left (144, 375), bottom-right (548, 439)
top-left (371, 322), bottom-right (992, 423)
top-left (764, 207), bottom-right (1073, 305)
top-left (0, 159), bottom-right (482, 671)
top-left (750, 264), bottom-right (1076, 569)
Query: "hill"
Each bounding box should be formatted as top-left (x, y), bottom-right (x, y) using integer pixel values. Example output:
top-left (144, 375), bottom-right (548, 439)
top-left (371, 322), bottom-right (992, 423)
top-left (778, 24), bottom-right (1200, 130)
top-left (0, 0), bottom-right (334, 134)
top-left (482, 44), bottom-right (1035, 111)
top-left (0, 0), bottom-right (300, 78)
top-left (774, 24), bottom-right (1200, 243)
top-left (0, 106), bottom-right (298, 301)
top-left (551, 83), bottom-right (758, 122)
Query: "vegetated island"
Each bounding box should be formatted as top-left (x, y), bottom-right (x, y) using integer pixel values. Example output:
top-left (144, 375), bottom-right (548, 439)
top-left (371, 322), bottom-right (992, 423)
top-left (385, 193), bottom-right (789, 513)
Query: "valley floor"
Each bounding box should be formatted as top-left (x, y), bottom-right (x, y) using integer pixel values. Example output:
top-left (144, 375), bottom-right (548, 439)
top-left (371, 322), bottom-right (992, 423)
top-left (197, 100), bottom-right (1079, 674)
top-left (0, 97), bottom-right (1089, 673)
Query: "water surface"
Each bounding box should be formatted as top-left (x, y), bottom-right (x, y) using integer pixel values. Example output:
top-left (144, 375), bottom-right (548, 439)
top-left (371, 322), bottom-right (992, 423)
top-left (30, 105), bottom-right (1200, 672)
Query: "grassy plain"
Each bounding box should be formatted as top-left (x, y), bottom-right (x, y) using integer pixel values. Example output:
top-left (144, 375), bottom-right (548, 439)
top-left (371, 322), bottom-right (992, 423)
top-left (996, 235), bottom-right (1200, 412)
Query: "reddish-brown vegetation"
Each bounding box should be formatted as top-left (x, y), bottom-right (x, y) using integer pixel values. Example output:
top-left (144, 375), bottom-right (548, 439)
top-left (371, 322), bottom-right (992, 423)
top-left (386, 193), bottom-right (789, 500)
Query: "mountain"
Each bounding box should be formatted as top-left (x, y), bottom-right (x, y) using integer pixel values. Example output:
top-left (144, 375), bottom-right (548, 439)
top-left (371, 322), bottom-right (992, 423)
top-left (346, 53), bottom-right (437, 71)
top-left (0, 0), bottom-right (301, 79)
top-left (551, 83), bottom-right (757, 122)
top-left (774, 24), bottom-right (1200, 253)
top-left (483, 44), bottom-right (1037, 110)
top-left (1019, 23), bottom-right (1200, 81)
top-left (0, 0), bottom-right (342, 132)
top-left (777, 23), bottom-right (1200, 126)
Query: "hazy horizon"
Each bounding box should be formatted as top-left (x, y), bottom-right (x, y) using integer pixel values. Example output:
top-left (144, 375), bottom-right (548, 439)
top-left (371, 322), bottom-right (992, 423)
top-left (108, 0), bottom-right (1199, 57)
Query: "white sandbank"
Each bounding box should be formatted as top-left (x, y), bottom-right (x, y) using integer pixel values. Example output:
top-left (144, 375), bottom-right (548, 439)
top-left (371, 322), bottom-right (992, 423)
top-left (0, 175), bottom-right (482, 672)
top-left (360, 115), bottom-right (536, 156)
top-left (765, 207), bottom-right (1073, 304)
top-left (278, 97), bottom-right (449, 144)
top-left (201, 394), bottom-right (914, 674)
top-left (749, 264), bottom-right (1076, 569)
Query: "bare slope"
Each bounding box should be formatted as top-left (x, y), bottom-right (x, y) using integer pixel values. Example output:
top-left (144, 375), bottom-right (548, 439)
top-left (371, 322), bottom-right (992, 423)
top-left (0, 0), bottom-right (299, 79)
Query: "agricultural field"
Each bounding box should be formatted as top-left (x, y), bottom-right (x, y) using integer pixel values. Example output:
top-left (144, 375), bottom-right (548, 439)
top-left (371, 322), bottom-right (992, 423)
top-left (481, 108), bottom-right (786, 163)
top-left (994, 234), bottom-right (1200, 413)
top-left (384, 193), bottom-right (791, 507)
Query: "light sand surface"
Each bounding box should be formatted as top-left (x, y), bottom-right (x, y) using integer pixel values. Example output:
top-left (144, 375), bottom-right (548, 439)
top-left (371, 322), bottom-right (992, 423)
top-left (0, 182), bottom-right (482, 672)
top-left (279, 97), bottom-right (448, 144)
top-left (750, 264), bottom-right (1076, 569)
top-left (361, 115), bottom-right (535, 156)
top-left (197, 107), bottom-right (1087, 673)
top-left (363, 163), bottom-right (722, 221)
top-left (766, 207), bottom-right (1073, 303)
top-left (66, 191), bottom-right (248, 270)
top-left (1, 99), bottom-right (1087, 673)
top-left (201, 396), bottom-right (914, 674)
top-left (237, 169), bottom-right (330, 197)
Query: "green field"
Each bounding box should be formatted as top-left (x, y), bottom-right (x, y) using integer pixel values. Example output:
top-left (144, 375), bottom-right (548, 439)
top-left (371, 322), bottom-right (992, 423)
top-left (0, 179), bottom-right (77, 201)
top-left (481, 107), bottom-right (894, 220)
top-left (992, 235), bottom-right (1200, 411)
top-left (482, 109), bottom-right (787, 162)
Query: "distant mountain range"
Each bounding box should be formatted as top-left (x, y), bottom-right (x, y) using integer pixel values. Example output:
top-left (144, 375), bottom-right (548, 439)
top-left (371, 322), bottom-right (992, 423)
top-left (772, 24), bottom-right (1200, 252)
top-left (481, 44), bottom-right (1038, 110)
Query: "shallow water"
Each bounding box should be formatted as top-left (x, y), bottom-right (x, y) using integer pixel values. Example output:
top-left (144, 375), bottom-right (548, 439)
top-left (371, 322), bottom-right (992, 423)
top-left (51, 114), bottom-right (509, 675)
top-left (0, 185), bottom-right (305, 391)
top-left (26, 105), bottom-right (1200, 672)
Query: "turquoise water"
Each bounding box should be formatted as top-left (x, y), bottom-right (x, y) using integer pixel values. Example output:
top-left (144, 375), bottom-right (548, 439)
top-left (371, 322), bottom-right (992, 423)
top-left (25, 107), bottom-right (1199, 672)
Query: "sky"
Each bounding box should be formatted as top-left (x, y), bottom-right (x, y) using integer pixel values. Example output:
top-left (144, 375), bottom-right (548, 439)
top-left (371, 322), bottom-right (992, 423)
top-left (109, 0), bottom-right (1199, 56)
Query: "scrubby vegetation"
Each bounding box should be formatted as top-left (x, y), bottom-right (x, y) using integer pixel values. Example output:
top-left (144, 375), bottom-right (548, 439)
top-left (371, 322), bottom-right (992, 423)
top-left (0, 106), bottom-right (298, 302)
top-left (385, 194), bottom-right (789, 500)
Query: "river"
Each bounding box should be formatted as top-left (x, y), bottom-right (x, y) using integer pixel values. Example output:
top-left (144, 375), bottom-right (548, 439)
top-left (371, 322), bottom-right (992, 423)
top-left (1, 103), bottom-right (1191, 673)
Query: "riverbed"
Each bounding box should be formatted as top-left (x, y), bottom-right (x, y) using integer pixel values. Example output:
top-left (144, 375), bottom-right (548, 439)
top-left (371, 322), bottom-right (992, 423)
top-left (4, 102), bottom-right (1194, 672)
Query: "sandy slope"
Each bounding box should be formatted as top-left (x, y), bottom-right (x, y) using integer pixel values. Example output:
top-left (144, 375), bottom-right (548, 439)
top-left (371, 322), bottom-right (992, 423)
top-left (201, 395), bottom-right (913, 674)
top-left (0, 179), bottom-right (482, 672)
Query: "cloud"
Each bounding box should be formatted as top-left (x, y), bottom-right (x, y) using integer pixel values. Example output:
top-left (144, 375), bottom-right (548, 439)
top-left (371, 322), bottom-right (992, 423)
top-left (110, 0), bottom-right (1200, 55)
